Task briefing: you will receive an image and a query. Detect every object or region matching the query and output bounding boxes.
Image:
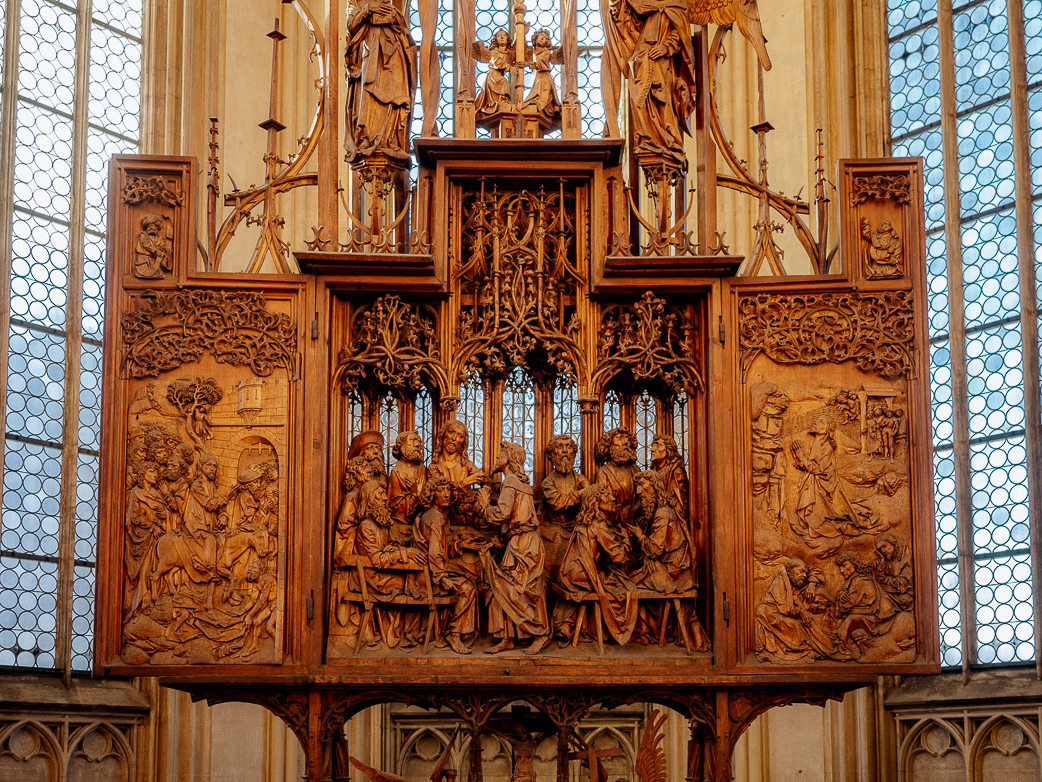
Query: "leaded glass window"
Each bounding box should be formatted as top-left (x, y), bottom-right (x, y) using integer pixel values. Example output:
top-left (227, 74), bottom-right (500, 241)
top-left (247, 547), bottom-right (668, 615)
top-left (501, 367), bottom-right (536, 475)
top-left (887, 0), bottom-right (1041, 669)
top-left (459, 372), bottom-right (485, 471)
top-left (0, 0), bottom-right (142, 672)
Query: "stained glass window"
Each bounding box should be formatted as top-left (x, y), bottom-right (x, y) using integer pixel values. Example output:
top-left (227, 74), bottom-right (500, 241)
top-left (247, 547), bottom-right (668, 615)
top-left (673, 392), bottom-right (689, 467)
top-left (887, 0), bottom-right (1040, 668)
top-left (634, 390), bottom-right (655, 469)
top-left (501, 367), bottom-right (536, 475)
top-left (377, 393), bottom-right (400, 472)
top-left (552, 376), bottom-right (581, 442)
top-left (460, 372), bottom-right (485, 470)
top-left (0, 0), bottom-right (142, 671)
top-left (603, 390), bottom-right (622, 431)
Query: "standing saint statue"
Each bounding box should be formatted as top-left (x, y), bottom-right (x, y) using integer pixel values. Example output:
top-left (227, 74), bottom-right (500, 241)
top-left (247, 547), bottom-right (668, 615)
top-left (344, 0), bottom-right (417, 163)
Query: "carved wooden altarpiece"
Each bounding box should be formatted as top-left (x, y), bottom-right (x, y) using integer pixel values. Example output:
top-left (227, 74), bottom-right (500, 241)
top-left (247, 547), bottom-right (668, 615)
top-left (94, 4), bottom-right (938, 781)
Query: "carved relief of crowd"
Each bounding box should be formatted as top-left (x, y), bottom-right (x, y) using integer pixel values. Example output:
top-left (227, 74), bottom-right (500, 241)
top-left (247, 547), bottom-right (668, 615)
top-left (750, 380), bottom-right (917, 664)
top-left (327, 424), bottom-right (708, 657)
top-left (121, 375), bottom-right (281, 665)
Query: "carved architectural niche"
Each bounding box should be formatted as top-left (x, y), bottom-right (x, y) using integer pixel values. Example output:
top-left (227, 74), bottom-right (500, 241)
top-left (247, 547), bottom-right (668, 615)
top-left (839, 159), bottom-right (925, 286)
top-left (95, 285), bottom-right (303, 671)
top-left (108, 156), bottom-right (196, 285)
top-left (730, 276), bottom-right (937, 674)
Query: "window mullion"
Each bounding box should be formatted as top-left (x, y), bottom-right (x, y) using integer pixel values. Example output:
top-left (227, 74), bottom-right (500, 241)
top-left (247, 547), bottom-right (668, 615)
top-left (55, 0), bottom-right (92, 683)
top-left (0, 0), bottom-right (23, 486)
top-left (936, 0), bottom-right (978, 674)
top-left (1005, 0), bottom-right (1042, 679)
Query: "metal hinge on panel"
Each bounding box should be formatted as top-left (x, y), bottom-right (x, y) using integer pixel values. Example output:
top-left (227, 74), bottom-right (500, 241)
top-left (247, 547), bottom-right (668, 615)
top-left (722, 593), bottom-right (730, 625)
top-left (306, 596), bottom-right (314, 621)
top-left (718, 317), bottom-right (725, 344)
top-left (311, 318), bottom-right (319, 340)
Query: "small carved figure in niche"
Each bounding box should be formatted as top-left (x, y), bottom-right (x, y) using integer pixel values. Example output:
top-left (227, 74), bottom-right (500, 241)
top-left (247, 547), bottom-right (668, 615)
top-left (518, 29), bottom-right (563, 123)
top-left (124, 460), bottom-right (168, 620)
top-left (473, 29), bottom-right (514, 116)
top-left (873, 534), bottom-right (914, 611)
top-left (477, 441), bottom-right (551, 655)
top-left (594, 427), bottom-right (639, 530)
top-left (789, 417), bottom-right (888, 552)
top-left (388, 430), bottom-right (428, 526)
top-left (348, 430), bottom-right (387, 480)
top-left (834, 551), bottom-right (900, 657)
top-left (754, 558), bottom-right (839, 662)
top-left (133, 213), bottom-right (171, 279)
top-left (344, 0), bottom-right (417, 162)
top-left (552, 483), bottom-right (636, 646)
top-left (750, 383), bottom-right (789, 527)
top-left (355, 479), bottom-right (428, 648)
top-left (861, 217), bottom-right (904, 278)
top-left (414, 476), bottom-right (477, 654)
top-left (628, 471), bottom-right (708, 651)
top-left (541, 434), bottom-right (589, 529)
top-left (604, 0), bottom-right (697, 173)
top-left (333, 455), bottom-right (379, 569)
top-left (650, 433), bottom-right (688, 516)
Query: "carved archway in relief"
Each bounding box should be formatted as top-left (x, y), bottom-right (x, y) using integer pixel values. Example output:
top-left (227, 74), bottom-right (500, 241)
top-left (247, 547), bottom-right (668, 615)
top-left (899, 718), bottom-right (966, 781)
top-left (0, 720), bottom-right (62, 780)
top-left (969, 715), bottom-right (1042, 781)
top-left (67, 722), bottom-right (134, 782)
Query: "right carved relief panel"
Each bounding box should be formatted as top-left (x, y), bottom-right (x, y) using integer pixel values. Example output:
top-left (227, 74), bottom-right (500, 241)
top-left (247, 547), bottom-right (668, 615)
top-left (731, 158), bottom-right (936, 671)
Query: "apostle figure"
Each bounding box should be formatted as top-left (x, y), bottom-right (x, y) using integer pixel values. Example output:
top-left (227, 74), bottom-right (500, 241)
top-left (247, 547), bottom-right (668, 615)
top-left (477, 441), bottom-right (551, 655)
top-left (344, 0), bottom-right (416, 162)
top-left (834, 551), bottom-right (900, 657)
top-left (159, 454), bottom-right (191, 530)
top-left (429, 420), bottom-right (484, 487)
top-left (414, 476), bottom-right (477, 654)
top-left (125, 461), bottom-right (168, 620)
top-left (541, 434), bottom-right (589, 529)
top-left (179, 455), bottom-right (230, 608)
top-left (627, 470), bottom-right (708, 650)
top-left (594, 427), bottom-right (639, 529)
top-left (754, 558), bottom-right (839, 662)
top-left (874, 534), bottom-right (913, 611)
top-left (552, 483), bottom-right (636, 646)
top-left (354, 479), bottom-right (427, 648)
top-left (347, 430), bottom-right (387, 480)
top-left (387, 430), bottom-right (428, 526)
top-left (650, 433), bottom-right (688, 516)
top-left (333, 455), bottom-right (380, 569)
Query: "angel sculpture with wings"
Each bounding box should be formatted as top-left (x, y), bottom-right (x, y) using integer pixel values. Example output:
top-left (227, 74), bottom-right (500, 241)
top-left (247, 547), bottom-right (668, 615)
top-left (518, 29), bottom-right (564, 125)
top-left (473, 29), bottom-right (515, 115)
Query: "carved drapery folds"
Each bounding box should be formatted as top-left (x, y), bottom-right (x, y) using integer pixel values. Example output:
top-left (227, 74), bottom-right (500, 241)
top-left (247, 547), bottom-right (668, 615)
top-left (120, 290), bottom-right (297, 379)
top-left (335, 296), bottom-right (445, 394)
top-left (593, 292), bottom-right (702, 395)
top-left (453, 184), bottom-right (585, 383)
top-left (737, 291), bottom-right (915, 379)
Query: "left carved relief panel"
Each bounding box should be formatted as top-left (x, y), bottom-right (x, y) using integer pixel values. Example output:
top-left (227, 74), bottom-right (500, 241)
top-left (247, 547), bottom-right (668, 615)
top-left (97, 283), bottom-right (302, 670)
top-left (108, 156), bottom-right (197, 285)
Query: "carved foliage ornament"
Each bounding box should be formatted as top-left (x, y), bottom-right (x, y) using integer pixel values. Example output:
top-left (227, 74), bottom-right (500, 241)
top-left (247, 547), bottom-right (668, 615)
top-left (335, 295), bottom-right (443, 394)
top-left (738, 291), bottom-right (915, 379)
top-left (121, 290), bottom-right (297, 379)
top-left (594, 292), bottom-right (703, 394)
top-left (850, 175), bottom-right (912, 207)
top-left (121, 175), bottom-right (186, 207)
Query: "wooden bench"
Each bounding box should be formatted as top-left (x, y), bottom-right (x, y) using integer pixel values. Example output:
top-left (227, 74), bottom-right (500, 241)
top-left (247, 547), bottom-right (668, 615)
top-left (549, 585), bottom-right (700, 656)
top-left (331, 555), bottom-right (456, 655)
